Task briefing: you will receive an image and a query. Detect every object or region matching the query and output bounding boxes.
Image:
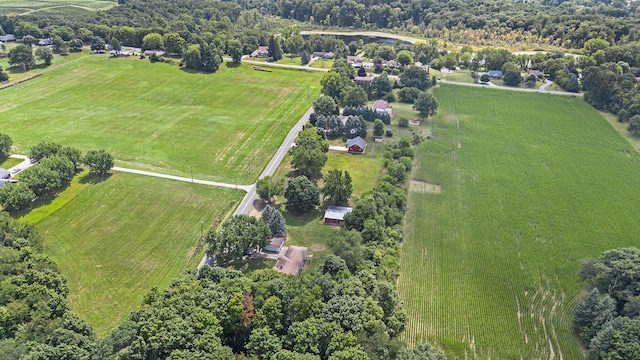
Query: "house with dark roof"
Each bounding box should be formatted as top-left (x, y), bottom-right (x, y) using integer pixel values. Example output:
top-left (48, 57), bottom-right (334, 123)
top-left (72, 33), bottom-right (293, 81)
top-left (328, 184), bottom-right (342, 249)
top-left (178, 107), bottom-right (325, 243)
top-left (273, 246), bottom-right (307, 275)
top-left (38, 38), bottom-right (52, 46)
top-left (354, 76), bottom-right (373, 85)
top-left (346, 136), bottom-right (366, 154)
top-left (488, 70), bottom-right (503, 79)
top-left (251, 46), bottom-right (269, 57)
top-left (264, 237), bottom-right (285, 253)
top-left (347, 55), bottom-right (363, 65)
top-left (324, 206), bottom-right (353, 225)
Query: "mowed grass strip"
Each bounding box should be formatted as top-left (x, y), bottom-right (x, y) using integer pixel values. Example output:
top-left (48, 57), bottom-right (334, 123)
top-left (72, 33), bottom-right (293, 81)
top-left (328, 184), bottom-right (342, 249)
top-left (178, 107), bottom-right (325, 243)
top-left (22, 172), bottom-right (244, 336)
top-left (398, 85), bottom-right (640, 359)
top-left (0, 55), bottom-right (322, 183)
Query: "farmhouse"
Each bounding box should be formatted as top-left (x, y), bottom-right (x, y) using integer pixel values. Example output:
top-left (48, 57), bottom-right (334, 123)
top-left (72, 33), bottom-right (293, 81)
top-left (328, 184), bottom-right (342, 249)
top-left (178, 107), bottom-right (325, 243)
top-left (313, 51), bottom-right (335, 59)
top-left (264, 237), bottom-right (285, 253)
top-left (372, 99), bottom-right (392, 115)
top-left (273, 246), bottom-right (307, 275)
top-left (347, 55), bottom-right (363, 65)
top-left (386, 60), bottom-right (399, 68)
top-left (488, 70), bottom-right (503, 79)
top-left (346, 136), bottom-right (366, 153)
top-left (38, 38), bottom-right (53, 46)
top-left (324, 206), bottom-right (353, 225)
top-left (251, 46), bottom-right (269, 57)
top-left (0, 169), bottom-right (9, 179)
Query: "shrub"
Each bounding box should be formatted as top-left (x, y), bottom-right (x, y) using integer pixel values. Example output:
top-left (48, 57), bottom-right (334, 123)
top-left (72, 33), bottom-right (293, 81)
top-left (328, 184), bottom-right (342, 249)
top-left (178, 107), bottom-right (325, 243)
top-left (398, 117), bottom-right (409, 127)
top-left (385, 129), bottom-right (394, 137)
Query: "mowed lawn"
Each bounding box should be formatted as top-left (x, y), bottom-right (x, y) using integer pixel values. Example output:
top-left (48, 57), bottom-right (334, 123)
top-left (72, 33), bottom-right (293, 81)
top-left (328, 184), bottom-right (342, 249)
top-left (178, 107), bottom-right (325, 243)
top-left (0, 55), bottom-right (322, 184)
top-left (21, 171), bottom-right (244, 336)
top-left (398, 85), bottom-right (640, 359)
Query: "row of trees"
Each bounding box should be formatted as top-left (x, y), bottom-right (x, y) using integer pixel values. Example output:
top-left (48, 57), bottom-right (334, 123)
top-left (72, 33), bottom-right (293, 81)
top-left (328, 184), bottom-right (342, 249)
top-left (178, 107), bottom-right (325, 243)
top-left (0, 140), bottom-right (113, 211)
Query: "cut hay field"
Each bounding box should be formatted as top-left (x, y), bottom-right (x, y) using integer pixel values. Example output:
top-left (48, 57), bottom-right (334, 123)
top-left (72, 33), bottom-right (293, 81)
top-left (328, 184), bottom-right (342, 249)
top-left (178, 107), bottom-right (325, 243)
top-left (398, 85), bottom-right (640, 359)
top-left (0, 0), bottom-right (115, 16)
top-left (0, 55), bottom-right (322, 184)
top-left (21, 171), bottom-right (244, 336)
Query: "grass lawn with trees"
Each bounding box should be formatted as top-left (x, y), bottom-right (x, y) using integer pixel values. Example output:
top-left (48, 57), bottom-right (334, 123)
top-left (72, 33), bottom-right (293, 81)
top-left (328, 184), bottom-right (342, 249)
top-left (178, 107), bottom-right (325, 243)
top-left (399, 84), bottom-right (640, 359)
top-left (0, 55), bottom-right (322, 184)
top-left (20, 171), bottom-right (244, 336)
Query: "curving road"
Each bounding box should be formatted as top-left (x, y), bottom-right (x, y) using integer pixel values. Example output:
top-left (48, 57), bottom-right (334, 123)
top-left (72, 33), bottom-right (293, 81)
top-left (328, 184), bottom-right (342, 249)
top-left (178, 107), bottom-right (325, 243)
top-left (439, 78), bottom-right (584, 97)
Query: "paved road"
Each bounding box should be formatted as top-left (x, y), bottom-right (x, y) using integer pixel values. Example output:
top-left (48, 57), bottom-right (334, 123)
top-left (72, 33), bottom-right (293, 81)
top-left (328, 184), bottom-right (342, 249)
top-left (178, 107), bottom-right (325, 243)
top-left (439, 79), bottom-right (584, 97)
top-left (112, 167), bottom-right (253, 191)
top-left (196, 106), bottom-right (315, 269)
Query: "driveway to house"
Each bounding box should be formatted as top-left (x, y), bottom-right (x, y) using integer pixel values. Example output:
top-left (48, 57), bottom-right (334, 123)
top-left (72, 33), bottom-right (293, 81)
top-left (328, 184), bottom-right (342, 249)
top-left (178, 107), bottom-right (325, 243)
top-left (329, 145), bottom-right (347, 152)
top-left (439, 79), bottom-right (584, 97)
top-left (112, 167), bottom-right (253, 191)
top-left (196, 106), bottom-right (315, 268)
top-left (7, 154), bottom-right (33, 177)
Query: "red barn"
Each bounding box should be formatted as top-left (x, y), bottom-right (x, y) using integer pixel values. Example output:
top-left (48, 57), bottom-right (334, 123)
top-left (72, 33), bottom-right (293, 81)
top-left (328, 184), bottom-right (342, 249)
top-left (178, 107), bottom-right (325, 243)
top-left (346, 136), bottom-right (366, 154)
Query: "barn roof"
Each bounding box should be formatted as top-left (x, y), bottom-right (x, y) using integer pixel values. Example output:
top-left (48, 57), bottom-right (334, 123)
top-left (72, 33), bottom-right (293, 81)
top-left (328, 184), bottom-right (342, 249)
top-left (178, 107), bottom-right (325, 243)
top-left (372, 99), bottom-right (388, 110)
top-left (346, 136), bottom-right (366, 149)
top-left (324, 206), bottom-right (353, 221)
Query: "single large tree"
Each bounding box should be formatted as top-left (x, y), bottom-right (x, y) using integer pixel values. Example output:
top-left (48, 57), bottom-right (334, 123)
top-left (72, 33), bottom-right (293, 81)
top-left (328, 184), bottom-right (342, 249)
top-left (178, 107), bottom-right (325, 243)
top-left (142, 33), bottom-right (164, 50)
top-left (35, 47), bottom-right (53, 66)
top-left (256, 176), bottom-right (284, 203)
top-left (413, 92), bottom-right (439, 120)
top-left (289, 127), bottom-right (329, 179)
top-left (284, 176), bottom-right (320, 213)
top-left (399, 66), bottom-right (430, 91)
top-left (84, 150), bottom-right (114, 176)
top-left (268, 35), bottom-right (282, 61)
top-left (8, 44), bottom-right (35, 71)
top-left (90, 36), bottom-right (106, 52)
top-left (321, 169), bottom-right (353, 205)
top-left (163, 33), bottom-right (185, 55)
top-left (0, 133), bottom-right (12, 161)
top-left (261, 205), bottom-right (286, 237)
top-left (227, 39), bottom-right (243, 63)
top-left (314, 95), bottom-right (338, 117)
top-left (285, 35), bottom-right (304, 58)
top-left (342, 86), bottom-right (368, 107)
top-left (206, 214), bottom-right (271, 262)
top-left (0, 183), bottom-right (35, 211)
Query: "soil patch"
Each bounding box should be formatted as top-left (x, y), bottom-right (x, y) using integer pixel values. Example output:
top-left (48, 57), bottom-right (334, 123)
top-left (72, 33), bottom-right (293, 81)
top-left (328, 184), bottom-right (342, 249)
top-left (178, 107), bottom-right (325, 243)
top-left (410, 180), bottom-right (442, 193)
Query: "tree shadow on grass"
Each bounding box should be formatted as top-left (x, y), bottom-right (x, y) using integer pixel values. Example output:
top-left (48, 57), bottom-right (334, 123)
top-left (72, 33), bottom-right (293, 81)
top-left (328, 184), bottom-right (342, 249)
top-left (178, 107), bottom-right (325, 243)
top-left (227, 256), bottom-right (275, 272)
top-left (8, 181), bottom-right (72, 218)
top-left (283, 209), bottom-right (323, 227)
top-left (225, 62), bottom-right (241, 68)
top-left (79, 172), bottom-right (112, 185)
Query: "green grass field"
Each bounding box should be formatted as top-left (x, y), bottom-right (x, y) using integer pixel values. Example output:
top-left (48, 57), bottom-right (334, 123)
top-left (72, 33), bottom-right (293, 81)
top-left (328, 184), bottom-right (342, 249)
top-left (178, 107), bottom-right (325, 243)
top-left (0, 0), bottom-right (115, 16)
top-left (0, 157), bottom-right (22, 169)
top-left (0, 55), bottom-right (322, 184)
top-left (21, 171), bottom-right (244, 336)
top-left (398, 84), bottom-right (640, 359)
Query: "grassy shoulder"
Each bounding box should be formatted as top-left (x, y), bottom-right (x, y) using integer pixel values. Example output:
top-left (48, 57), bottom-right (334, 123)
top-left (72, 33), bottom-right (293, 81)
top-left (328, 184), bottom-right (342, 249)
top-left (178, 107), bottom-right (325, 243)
top-left (0, 157), bottom-right (22, 169)
top-left (399, 84), bottom-right (640, 359)
top-left (0, 55), bottom-right (322, 184)
top-left (21, 171), bottom-right (244, 336)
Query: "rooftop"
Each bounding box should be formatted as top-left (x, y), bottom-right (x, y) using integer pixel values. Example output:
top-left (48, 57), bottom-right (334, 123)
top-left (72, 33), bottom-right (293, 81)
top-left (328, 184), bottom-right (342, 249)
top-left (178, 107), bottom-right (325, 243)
top-left (273, 246), bottom-right (307, 275)
top-left (324, 206), bottom-right (353, 221)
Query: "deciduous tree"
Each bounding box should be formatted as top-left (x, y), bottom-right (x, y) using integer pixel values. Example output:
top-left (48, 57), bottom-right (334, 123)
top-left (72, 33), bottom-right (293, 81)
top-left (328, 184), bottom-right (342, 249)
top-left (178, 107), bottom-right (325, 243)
top-left (227, 39), bottom-right (243, 63)
top-left (84, 149), bottom-right (114, 176)
top-left (163, 33), bottom-right (185, 55)
top-left (413, 92), bottom-right (439, 119)
top-left (0, 133), bottom-right (12, 161)
top-left (0, 183), bottom-right (35, 211)
top-left (289, 127), bottom-right (329, 179)
top-left (284, 176), bottom-right (320, 213)
top-left (206, 214), bottom-right (271, 261)
top-left (90, 36), bottom-right (106, 52)
top-left (256, 176), bottom-right (283, 203)
top-left (8, 44), bottom-right (34, 71)
top-left (142, 32), bottom-right (164, 50)
top-left (321, 169), bottom-right (353, 205)
top-left (35, 46), bottom-right (53, 66)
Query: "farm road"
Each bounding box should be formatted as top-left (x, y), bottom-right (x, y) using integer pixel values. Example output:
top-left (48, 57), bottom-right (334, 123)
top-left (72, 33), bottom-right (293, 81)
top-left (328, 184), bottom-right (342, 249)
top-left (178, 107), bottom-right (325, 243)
top-left (111, 167), bottom-right (253, 191)
top-left (440, 78), bottom-right (584, 96)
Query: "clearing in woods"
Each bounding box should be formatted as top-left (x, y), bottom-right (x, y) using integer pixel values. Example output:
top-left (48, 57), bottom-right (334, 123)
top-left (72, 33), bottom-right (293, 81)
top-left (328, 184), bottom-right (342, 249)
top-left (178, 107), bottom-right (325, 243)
top-left (399, 84), bottom-right (640, 359)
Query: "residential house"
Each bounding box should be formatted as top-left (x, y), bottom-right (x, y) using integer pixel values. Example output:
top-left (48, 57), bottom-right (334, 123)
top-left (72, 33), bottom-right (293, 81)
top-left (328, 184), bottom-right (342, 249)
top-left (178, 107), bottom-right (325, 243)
top-left (372, 99), bottom-right (392, 115)
top-left (386, 60), bottom-right (399, 68)
top-left (440, 67), bottom-right (452, 74)
top-left (354, 76), bottom-right (373, 86)
top-left (38, 38), bottom-right (52, 46)
top-left (324, 206), bottom-right (353, 225)
top-left (0, 169), bottom-right (10, 179)
top-left (527, 69), bottom-right (545, 78)
top-left (346, 136), bottom-right (366, 153)
top-left (347, 55), bottom-right (363, 65)
top-left (264, 237), bottom-right (285, 253)
top-left (488, 70), bottom-right (503, 79)
top-left (143, 50), bottom-right (166, 57)
top-left (313, 51), bottom-right (335, 59)
top-left (273, 246), bottom-right (308, 275)
top-left (0, 34), bottom-right (16, 43)
top-left (251, 46), bottom-right (269, 58)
